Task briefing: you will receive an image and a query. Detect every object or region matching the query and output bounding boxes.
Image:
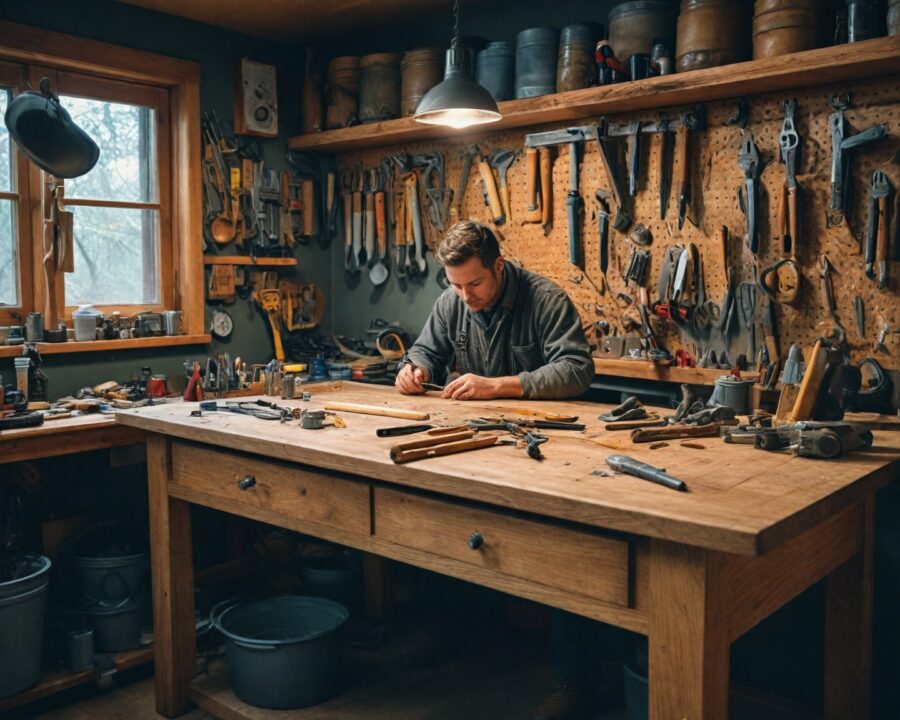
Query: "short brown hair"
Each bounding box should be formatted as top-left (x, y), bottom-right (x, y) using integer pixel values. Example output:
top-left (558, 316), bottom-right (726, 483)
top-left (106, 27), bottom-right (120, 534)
top-left (435, 221), bottom-right (500, 267)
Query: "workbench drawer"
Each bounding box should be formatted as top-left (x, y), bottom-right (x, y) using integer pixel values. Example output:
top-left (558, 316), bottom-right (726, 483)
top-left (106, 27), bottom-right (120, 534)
top-left (170, 442), bottom-right (370, 536)
top-left (374, 488), bottom-right (632, 607)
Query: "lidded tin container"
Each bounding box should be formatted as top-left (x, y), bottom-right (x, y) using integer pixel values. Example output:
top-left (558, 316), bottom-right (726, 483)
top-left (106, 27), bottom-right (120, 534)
top-left (400, 48), bottom-right (443, 116)
top-left (557, 23), bottom-right (604, 92)
top-left (846, 0), bottom-right (886, 42)
top-left (608, 1), bottom-right (678, 69)
top-left (325, 56), bottom-right (360, 129)
top-left (358, 52), bottom-right (401, 123)
top-left (476, 41), bottom-right (516, 102)
top-left (515, 27), bottom-right (559, 98)
top-left (752, 0), bottom-right (826, 59)
top-left (676, 0), bottom-right (753, 71)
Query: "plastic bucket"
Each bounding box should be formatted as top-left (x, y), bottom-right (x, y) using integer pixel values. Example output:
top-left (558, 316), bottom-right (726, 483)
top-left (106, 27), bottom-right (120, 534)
top-left (0, 554), bottom-right (51, 698)
top-left (214, 596), bottom-right (349, 709)
top-left (515, 27), bottom-right (559, 98)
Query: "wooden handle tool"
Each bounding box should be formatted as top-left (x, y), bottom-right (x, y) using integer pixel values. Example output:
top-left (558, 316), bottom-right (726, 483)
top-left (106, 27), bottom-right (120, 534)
top-left (539, 147), bottom-right (553, 234)
top-left (788, 339), bottom-right (827, 422)
top-left (477, 152), bottom-right (504, 225)
top-left (391, 435), bottom-right (498, 464)
top-left (324, 402), bottom-right (429, 421)
top-left (631, 424), bottom-right (728, 443)
top-left (524, 147), bottom-right (541, 223)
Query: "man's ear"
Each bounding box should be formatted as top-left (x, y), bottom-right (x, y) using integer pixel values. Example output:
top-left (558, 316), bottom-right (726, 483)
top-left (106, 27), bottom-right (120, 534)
top-left (494, 255), bottom-right (505, 275)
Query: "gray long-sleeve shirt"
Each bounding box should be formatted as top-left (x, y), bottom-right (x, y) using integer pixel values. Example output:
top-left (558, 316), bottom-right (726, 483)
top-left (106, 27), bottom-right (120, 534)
top-left (405, 262), bottom-right (594, 400)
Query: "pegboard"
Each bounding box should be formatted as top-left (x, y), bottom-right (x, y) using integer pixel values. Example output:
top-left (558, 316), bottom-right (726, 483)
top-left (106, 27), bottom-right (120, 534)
top-left (337, 74), bottom-right (900, 368)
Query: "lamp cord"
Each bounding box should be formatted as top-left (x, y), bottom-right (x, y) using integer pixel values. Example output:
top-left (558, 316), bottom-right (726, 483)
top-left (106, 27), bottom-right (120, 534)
top-left (451, 0), bottom-right (460, 47)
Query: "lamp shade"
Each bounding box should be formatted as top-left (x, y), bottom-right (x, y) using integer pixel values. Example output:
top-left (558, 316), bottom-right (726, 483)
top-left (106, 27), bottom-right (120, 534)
top-left (4, 83), bottom-right (100, 179)
top-left (414, 45), bottom-right (501, 129)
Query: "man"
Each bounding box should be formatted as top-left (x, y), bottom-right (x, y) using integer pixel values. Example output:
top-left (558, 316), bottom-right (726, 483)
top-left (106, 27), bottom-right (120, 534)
top-left (396, 221), bottom-right (613, 720)
top-left (396, 220), bottom-right (593, 401)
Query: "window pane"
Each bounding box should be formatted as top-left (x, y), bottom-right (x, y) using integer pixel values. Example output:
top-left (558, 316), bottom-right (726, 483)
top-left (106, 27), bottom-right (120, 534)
top-left (0, 89), bottom-right (11, 192)
top-left (0, 200), bottom-right (17, 306)
top-left (61, 96), bottom-right (157, 203)
top-left (67, 205), bottom-right (159, 306)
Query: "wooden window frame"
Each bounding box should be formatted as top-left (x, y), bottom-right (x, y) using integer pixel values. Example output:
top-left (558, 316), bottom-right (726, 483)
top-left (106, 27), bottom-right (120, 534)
top-left (0, 21), bottom-right (206, 344)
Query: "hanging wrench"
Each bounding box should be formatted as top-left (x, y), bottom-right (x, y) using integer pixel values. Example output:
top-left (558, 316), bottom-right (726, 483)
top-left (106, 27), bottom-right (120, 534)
top-left (738, 131), bottom-right (761, 254)
top-left (403, 171), bottom-right (427, 276)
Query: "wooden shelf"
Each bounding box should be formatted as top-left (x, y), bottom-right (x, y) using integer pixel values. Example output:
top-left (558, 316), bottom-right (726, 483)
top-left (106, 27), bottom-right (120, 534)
top-left (0, 334), bottom-right (211, 358)
top-left (288, 36), bottom-right (900, 154)
top-left (594, 357), bottom-right (759, 385)
top-left (203, 256), bottom-right (297, 266)
top-left (0, 647), bottom-right (153, 712)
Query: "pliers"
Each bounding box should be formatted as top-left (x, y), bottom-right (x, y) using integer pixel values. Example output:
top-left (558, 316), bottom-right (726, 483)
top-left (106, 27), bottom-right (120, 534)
top-left (866, 170), bottom-right (892, 289)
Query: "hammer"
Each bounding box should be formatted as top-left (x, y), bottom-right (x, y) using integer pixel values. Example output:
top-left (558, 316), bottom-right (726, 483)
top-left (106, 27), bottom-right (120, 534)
top-left (489, 149), bottom-right (518, 224)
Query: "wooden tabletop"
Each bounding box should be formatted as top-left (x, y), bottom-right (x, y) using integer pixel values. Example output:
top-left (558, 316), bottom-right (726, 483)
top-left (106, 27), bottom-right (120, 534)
top-left (0, 412), bottom-right (145, 464)
top-left (116, 382), bottom-right (900, 557)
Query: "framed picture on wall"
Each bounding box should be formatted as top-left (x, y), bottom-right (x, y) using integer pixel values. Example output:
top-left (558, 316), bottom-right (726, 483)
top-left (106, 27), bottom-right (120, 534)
top-left (234, 58), bottom-right (278, 137)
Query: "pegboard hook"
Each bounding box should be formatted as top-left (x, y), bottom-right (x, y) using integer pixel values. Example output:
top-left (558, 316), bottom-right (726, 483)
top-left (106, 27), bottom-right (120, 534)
top-left (829, 93), bottom-right (850, 111)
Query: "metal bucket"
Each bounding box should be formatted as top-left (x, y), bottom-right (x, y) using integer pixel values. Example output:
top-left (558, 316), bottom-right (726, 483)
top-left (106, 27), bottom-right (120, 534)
top-left (213, 596), bottom-right (349, 710)
top-left (677, 0), bottom-right (753, 71)
top-left (325, 56), bottom-right (360, 130)
top-left (608, 1), bottom-right (678, 69)
top-left (557, 23), bottom-right (603, 92)
top-left (847, 0), bottom-right (886, 42)
top-left (0, 554), bottom-right (51, 698)
top-left (476, 41), bottom-right (516, 102)
top-left (753, 0), bottom-right (825, 58)
top-left (515, 27), bottom-right (559, 98)
top-left (359, 52), bottom-right (401, 123)
top-left (400, 48), bottom-right (442, 116)
top-left (890, 0), bottom-right (900, 35)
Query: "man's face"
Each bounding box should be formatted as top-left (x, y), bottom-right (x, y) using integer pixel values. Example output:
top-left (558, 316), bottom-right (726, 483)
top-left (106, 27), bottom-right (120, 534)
top-left (444, 255), bottom-right (505, 312)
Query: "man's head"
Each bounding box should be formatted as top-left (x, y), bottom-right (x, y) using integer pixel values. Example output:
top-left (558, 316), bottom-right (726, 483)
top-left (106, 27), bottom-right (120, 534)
top-left (436, 221), bottom-right (505, 312)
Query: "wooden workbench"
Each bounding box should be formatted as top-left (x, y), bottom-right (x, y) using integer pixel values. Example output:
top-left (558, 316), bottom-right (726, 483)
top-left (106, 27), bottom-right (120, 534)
top-left (117, 382), bottom-right (899, 720)
top-left (0, 412), bottom-right (145, 465)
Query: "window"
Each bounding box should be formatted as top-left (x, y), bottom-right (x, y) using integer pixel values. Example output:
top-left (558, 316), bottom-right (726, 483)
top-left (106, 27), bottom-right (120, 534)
top-left (0, 21), bottom-right (205, 345)
top-left (55, 73), bottom-right (171, 312)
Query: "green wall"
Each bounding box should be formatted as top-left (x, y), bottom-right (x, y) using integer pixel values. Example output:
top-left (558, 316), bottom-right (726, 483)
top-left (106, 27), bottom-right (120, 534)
top-left (0, 0), bottom-right (331, 396)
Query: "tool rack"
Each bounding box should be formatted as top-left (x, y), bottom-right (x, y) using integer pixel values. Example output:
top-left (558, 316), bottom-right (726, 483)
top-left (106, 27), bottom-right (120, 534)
top-left (292, 36), bottom-right (900, 374)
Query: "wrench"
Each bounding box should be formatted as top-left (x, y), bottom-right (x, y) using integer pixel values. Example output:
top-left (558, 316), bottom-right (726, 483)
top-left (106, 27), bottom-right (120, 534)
top-left (738, 131), bottom-right (761, 254)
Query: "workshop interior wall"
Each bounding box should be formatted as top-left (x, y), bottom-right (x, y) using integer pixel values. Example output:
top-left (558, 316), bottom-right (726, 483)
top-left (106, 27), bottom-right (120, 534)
top-left (0, 0), bottom-right (333, 395)
top-left (334, 77), bottom-right (900, 367)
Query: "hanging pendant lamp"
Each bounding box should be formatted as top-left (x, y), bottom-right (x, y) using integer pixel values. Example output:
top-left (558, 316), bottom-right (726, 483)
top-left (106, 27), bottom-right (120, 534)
top-left (413, 0), bottom-right (501, 129)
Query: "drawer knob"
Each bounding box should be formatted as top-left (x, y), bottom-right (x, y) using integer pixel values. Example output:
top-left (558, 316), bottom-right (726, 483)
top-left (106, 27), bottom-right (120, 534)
top-left (237, 475), bottom-right (257, 491)
top-left (468, 531), bottom-right (484, 550)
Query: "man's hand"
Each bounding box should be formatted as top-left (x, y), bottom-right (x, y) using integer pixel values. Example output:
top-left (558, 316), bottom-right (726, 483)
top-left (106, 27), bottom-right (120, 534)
top-left (442, 374), bottom-right (524, 401)
top-left (396, 363), bottom-right (428, 395)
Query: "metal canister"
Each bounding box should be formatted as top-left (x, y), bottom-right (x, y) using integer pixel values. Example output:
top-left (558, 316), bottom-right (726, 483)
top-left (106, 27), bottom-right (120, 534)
top-left (752, 0), bottom-right (825, 59)
top-left (66, 629), bottom-right (94, 673)
top-left (556, 23), bottom-right (603, 92)
top-left (300, 47), bottom-right (324, 133)
top-left (25, 312), bottom-right (43, 342)
top-left (890, 0), bottom-right (900, 35)
top-left (515, 27), bottom-right (559, 99)
top-left (677, 0), bottom-right (754, 72)
top-left (162, 310), bottom-right (183, 336)
top-left (359, 52), bottom-right (402, 123)
top-left (710, 375), bottom-right (755, 414)
top-left (325, 56), bottom-right (360, 130)
top-left (651, 39), bottom-right (675, 74)
top-left (476, 41), bottom-right (516, 102)
top-left (608, 1), bottom-right (678, 68)
top-left (400, 48), bottom-right (443, 116)
top-left (846, 0), bottom-right (886, 42)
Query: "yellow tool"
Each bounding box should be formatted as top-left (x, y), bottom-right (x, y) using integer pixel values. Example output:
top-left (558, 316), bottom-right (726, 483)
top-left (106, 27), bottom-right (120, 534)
top-left (253, 289), bottom-right (285, 361)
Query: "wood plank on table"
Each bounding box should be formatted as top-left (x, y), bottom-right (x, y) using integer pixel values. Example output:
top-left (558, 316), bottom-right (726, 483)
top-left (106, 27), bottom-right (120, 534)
top-left (116, 383), bottom-right (900, 557)
top-left (0, 414), bottom-right (146, 464)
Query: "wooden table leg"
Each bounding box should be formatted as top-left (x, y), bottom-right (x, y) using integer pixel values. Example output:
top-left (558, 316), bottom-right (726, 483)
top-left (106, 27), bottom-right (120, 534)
top-left (363, 553), bottom-right (392, 622)
top-left (825, 495), bottom-right (874, 720)
top-left (147, 435), bottom-right (196, 718)
top-left (648, 540), bottom-right (730, 720)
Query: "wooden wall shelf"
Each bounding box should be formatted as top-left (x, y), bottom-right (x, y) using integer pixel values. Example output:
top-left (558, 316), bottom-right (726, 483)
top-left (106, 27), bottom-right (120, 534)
top-left (0, 334), bottom-right (211, 358)
top-left (288, 36), bottom-right (900, 154)
top-left (203, 256), bottom-right (297, 266)
top-left (594, 358), bottom-right (759, 385)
